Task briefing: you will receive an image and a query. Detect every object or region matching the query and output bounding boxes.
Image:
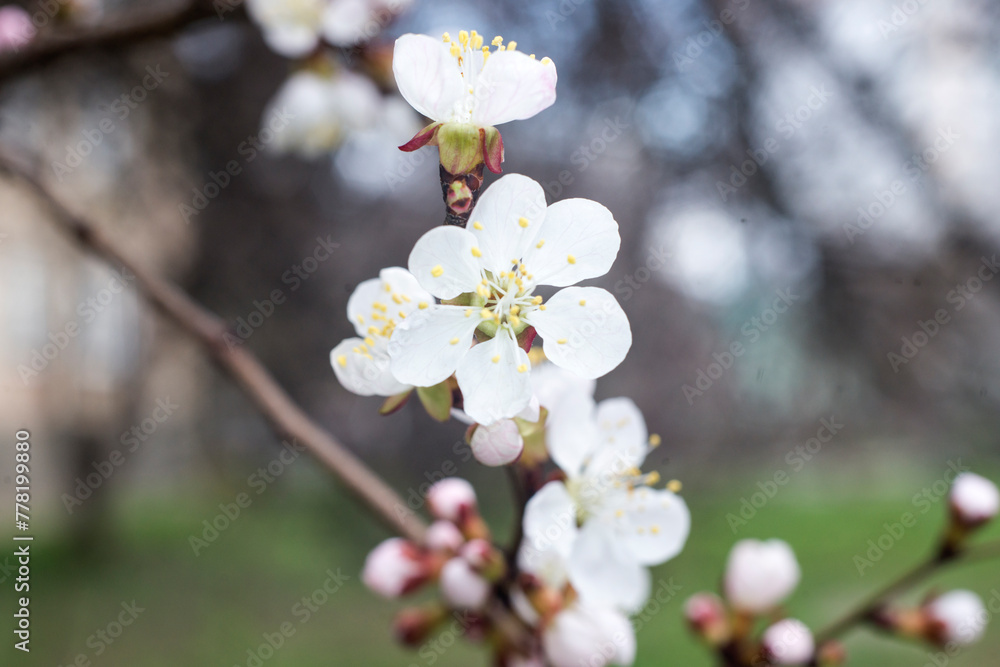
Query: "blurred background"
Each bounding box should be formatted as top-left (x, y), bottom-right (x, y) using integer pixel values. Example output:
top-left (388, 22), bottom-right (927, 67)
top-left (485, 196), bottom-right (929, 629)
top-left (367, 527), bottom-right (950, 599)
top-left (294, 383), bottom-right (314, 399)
top-left (1, 0), bottom-right (999, 664)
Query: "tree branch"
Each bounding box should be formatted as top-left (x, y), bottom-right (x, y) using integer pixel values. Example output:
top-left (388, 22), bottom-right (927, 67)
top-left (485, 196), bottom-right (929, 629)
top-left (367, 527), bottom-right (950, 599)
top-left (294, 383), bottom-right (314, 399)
top-left (0, 149), bottom-right (426, 544)
top-left (814, 539), bottom-right (1000, 645)
top-left (0, 0), bottom-right (244, 81)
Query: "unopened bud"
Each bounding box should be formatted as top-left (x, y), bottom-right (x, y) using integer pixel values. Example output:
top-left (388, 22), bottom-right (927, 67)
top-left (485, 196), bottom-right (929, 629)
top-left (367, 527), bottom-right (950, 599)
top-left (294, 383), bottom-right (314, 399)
top-left (362, 538), bottom-right (430, 598)
top-left (440, 557), bottom-right (492, 610)
top-left (426, 520), bottom-right (465, 553)
top-left (724, 539), bottom-right (801, 614)
top-left (762, 618), bottom-right (815, 665)
top-left (923, 590), bottom-right (988, 646)
top-left (427, 477), bottom-right (477, 523)
top-left (684, 592), bottom-right (730, 645)
top-left (469, 419), bottom-right (524, 466)
top-left (950, 473), bottom-right (999, 528)
top-left (460, 538), bottom-right (507, 581)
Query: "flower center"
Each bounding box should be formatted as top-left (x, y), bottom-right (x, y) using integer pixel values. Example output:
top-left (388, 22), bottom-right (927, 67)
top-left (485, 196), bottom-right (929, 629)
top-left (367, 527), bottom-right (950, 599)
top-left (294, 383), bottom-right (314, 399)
top-left (472, 260), bottom-right (543, 337)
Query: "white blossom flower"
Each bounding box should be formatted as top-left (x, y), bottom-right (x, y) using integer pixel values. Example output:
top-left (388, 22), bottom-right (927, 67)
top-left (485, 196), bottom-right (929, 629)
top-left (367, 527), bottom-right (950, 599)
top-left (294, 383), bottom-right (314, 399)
top-left (924, 590), bottom-right (988, 645)
top-left (394, 30), bottom-right (557, 173)
top-left (248, 0), bottom-right (409, 57)
top-left (950, 473), bottom-right (999, 526)
top-left (389, 174), bottom-right (630, 425)
top-left (362, 537), bottom-right (429, 597)
top-left (330, 267), bottom-right (432, 396)
top-left (522, 394), bottom-right (688, 612)
top-left (723, 539), bottom-right (801, 614)
top-left (439, 557), bottom-right (491, 610)
top-left (427, 478), bottom-right (477, 523)
top-left (266, 69), bottom-right (382, 158)
top-left (542, 602), bottom-right (635, 667)
top-left (762, 619), bottom-right (815, 665)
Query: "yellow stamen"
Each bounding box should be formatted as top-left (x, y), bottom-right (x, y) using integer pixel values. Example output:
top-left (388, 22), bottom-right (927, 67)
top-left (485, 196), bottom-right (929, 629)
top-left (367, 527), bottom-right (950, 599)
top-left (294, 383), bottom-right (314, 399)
top-left (567, 254), bottom-right (577, 264)
top-left (491, 355), bottom-right (500, 363)
top-left (492, 36), bottom-right (503, 46)
top-left (431, 265), bottom-right (444, 277)
top-left (458, 30), bottom-right (469, 47)
top-left (442, 32), bottom-right (451, 42)
top-left (471, 246), bottom-right (482, 258)
top-left (509, 314), bottom-right (521, 328)
top-left (450, 42), bottom-right (460, 57)
top-left (532, 296), bottom-right (543, 305)
top-left (465, 309), bottom-right (473, 318)
top-left (418, 301), bottom-right (429, 310)
top-left (646, 471), bottom-right (661, 486)
top-left (667, 479), bottom-right (683, 493)
top-left (579, 299), bottom-right (586, 306)
top-left (392, 294), bottom-right (403, 304)
top-left (649, 434), bottom-right (662, 447)
top-left (356, 315), bottom-right (364, 324)
top-left (449, 337), bottom-right (460, 345)
top-left (507, 40), bottom-right (517, 51)
top-left (510, 305), bottom-right (520, 315)
top-left (651, 525), bottom-right (661, 535)
top-left (541, 57), bottom-right (552, 65)
top-left (480, 308), bottom-right (493, 319)
top-left (473, 221), bottom-right (484, 230)
top-left (518, 216), bottom-right (529, 228)
top-left (336, 355), bottom-right (347, 367)
top-left (517, 364), bottom-right (528, 373)
top-left (557, 338), bottom-right (567, 344)
top-left (364, 337), bottom-right (375, 347)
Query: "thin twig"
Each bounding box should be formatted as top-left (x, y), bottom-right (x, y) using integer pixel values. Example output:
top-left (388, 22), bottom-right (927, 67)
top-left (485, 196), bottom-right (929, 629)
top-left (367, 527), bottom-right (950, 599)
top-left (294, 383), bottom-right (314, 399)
top-left (0, 0), bottom-right (244, 81)
top-left (814, 539), bottom-right (1000, 645)
top-left (0, 150), bottom-right (426, 544)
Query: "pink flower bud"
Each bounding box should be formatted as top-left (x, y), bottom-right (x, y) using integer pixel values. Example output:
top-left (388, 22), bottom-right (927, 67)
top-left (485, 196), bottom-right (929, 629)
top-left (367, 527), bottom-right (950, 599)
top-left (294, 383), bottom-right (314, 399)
top-left (427, 477), bottom-right (477, 523)
top-left (0, 6), bottom-right (35, 53)
top-left (393, 604), bottom-right (447, 646)
top-left (439, 557), bottom-right (491, 610)
top-left (426, 520), bottom-right (465, 553)
top-left (724, 539), bottom-right (801, 614)
top-left (762, 619), bottom-right (815, 665)
top-left (684, 592), bottom-right (729, 644)
top-left (950, 473), bottom-right (999, 527)
top-left (470, 419), bottom-right (524, 466)
top-left (924, 590), bottom-right (988, 646)
top-left (362, 538), bottom-right (429, 598)
top-left (542, 603), bottom-right (635, 667)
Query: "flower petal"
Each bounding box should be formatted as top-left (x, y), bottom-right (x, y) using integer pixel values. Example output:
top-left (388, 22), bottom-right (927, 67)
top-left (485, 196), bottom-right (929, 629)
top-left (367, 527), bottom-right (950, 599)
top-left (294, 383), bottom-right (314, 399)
top-left (545, 390), bottom-right (599, 478)
top-left (529, 362), bottom-right (596, 414)
top-left (331, 337), bottom-right (409, 396)
top-left (393, 34), bottom-right (465, 122)
top-left (472, 51), bottom-right (557, 126)
top-left (262, 26), bottom-right (320, 58)
top-left (603, 487), bottom-right (691, 566)
top-left (567, 520), bottom-right (651, 613)
top-left (456, 330), bottom-right (532, 424)
top-left (407, 226), bottom-right (482, 299)
top-left (522, 481), bottom-right (577, 556)
top-left (524, 199), bottom-right (620, 287)
top-left (594, 397), bottom-right (649, 468)
top-left (346, 267), bottom-right (431, 337)
top-left (466, 174), bottom-right (547, 271)
top-left (527, 287), bottom-right (632, 379)
top-left (388, 305), bottom-right (479, 387)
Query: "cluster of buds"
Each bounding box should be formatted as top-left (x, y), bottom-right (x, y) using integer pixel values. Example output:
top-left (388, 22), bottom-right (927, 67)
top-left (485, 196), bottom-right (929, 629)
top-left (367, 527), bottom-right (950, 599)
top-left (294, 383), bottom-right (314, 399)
top-left (686, 539), bottom-right (827, 666)
top-left (942, 472), bottom-right (1000, 556)
top-left (361, 478), bottom-right (507, 645)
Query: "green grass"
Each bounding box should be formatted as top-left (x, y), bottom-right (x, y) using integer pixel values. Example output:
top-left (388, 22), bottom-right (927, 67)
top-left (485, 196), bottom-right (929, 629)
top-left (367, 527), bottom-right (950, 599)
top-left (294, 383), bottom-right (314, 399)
top-left (3, 469), bottom-right (999, 667)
